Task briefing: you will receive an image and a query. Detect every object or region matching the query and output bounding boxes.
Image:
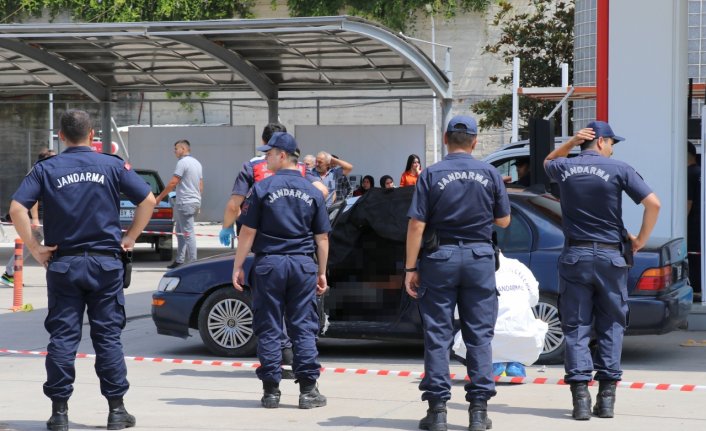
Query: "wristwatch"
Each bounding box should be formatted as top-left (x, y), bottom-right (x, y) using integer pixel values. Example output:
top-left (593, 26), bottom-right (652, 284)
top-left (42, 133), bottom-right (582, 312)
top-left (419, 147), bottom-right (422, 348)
top-left (404, 267), bottom-right (418, 273)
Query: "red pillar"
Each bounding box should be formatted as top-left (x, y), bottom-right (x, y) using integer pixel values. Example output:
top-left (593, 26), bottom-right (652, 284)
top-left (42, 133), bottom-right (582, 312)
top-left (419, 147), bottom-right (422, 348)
top-left (596, 0), bottom-right (609, 121)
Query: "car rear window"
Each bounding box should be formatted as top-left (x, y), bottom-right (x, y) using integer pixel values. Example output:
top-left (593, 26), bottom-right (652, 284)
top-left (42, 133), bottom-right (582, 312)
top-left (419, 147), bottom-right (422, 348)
top-left (138, 172), bottom-right (163, 195)
top-left (121, 171), bottom-right (163, 200)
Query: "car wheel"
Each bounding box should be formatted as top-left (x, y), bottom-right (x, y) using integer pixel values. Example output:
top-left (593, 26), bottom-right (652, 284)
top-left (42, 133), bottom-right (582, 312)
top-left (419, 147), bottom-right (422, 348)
top-left (198, 287), bottom-right (257, 356)
top-left (533, 293), bottom-right (565, 365)
top-left (157, 238), bottom-right (173, 261)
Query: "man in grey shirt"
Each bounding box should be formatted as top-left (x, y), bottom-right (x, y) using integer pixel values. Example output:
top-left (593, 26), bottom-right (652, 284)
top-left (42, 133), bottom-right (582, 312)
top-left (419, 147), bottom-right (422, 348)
top-left (310, 151), bottom-right (353, 208)
top-left (156, 139), bottom-right (203, 268)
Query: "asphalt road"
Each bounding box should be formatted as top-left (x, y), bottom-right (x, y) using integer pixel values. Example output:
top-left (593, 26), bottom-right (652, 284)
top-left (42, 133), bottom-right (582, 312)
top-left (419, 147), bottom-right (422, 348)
top-left (1, 244), bottom-right (705, 431)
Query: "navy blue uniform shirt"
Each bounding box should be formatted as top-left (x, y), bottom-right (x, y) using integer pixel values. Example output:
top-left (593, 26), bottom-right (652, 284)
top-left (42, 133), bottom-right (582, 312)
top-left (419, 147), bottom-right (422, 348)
top-left (12, 146), bottom-right (151, 252)
top-left (545, 150), bottom-right (652, 243)
top-left (238, 169), bottom-right (330, 254)
top-left (407, 153), bottom-right (510, 242)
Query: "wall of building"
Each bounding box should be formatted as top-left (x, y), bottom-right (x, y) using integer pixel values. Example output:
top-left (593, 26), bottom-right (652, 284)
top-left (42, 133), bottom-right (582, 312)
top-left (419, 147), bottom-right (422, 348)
top-left (610, 0), bottom-right (688, 239)
top-left (127, 126), bottom-right (256, 221)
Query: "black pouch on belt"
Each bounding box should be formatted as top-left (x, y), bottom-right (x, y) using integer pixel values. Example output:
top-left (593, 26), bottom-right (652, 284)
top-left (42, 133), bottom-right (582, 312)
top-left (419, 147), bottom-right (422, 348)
top-left (421, 226), bottom-right (439, 253)
top-left (492, 231), bottom-right (501, 272)
top-left (122, 250), bottom-right (133, 289)
top-left (620, 228), bottom-right (634, 268)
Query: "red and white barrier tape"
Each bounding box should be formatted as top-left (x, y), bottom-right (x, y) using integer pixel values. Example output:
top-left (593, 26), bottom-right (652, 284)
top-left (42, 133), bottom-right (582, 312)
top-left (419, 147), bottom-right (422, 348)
top-left (1, 221), bottom-right (222, 239)
top-left (134, 229), bottom-right (220, 238)
top-left (1, 348), bottom-right (704, 392)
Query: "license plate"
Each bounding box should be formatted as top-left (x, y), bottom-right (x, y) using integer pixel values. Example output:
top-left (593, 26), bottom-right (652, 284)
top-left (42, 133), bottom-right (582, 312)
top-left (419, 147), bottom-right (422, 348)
top-left (120, 209), bottom-right (135, 218)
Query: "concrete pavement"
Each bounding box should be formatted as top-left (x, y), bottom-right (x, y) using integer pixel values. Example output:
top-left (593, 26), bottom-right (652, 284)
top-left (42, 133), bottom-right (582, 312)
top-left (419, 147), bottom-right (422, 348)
top-left (1, 227), bottom-right (705, 431)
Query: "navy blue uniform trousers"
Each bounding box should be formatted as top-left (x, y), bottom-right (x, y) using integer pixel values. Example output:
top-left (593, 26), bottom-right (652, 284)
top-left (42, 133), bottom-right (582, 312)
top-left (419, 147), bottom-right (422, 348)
top-left (251, 254), bottom-right (320, 383)
top-left (418, 242), bottom-right (498, 402)
top-left (558, 245), bottom-right (628, 382)
top-left (44, 254), bottom-right (128, 401)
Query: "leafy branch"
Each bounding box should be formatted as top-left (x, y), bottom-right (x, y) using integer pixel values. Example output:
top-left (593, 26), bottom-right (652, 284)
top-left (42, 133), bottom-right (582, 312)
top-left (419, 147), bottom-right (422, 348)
top-left (471, 0), bottom-right (574, 133)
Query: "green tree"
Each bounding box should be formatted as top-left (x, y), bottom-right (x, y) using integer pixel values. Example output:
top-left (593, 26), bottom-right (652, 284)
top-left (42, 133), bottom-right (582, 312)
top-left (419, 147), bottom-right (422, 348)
top-left (471, 0), bottom-right (574, 133)
top-left (276, 0), bottom-right (491, 32)
top-left (0, 0), bottom-right (256, 24)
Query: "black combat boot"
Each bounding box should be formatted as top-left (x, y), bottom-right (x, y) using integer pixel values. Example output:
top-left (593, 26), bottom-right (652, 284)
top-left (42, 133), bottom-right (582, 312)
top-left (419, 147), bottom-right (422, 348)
top-left (593, 380), bottom-right (617, 418)
top-left (261, 381), bottom-right (281, 409)
top-left (569, 382), bottom-right (592, 420)
top-left (469, 399), bottom-right (493, 431)
top-left (298, 379), bottom-right (327, 409)
top-left (281, 347), bottom-right (295, 380)
top-left (107, 398), bottom-right (136, 430)
top-left (46, 400), bottom-right (68, 431)
top-left (418, 399), bottom-right (447, 431)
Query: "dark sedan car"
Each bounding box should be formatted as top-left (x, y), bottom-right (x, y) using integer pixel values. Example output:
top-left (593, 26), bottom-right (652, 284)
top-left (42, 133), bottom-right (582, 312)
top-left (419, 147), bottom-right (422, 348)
top-left (120, 169), bottom-right (174, 261)
top-left (152, 187), bottom-right (693, 364)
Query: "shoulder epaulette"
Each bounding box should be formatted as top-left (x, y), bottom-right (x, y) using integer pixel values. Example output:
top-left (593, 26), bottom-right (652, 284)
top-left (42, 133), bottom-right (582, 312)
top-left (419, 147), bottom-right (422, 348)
top-left (106, 153), bottom-right (125, 161)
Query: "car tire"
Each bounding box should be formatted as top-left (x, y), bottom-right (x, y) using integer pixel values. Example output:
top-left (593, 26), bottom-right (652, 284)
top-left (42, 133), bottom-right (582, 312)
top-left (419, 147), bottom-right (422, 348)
top-left (533, 293), bottom-right (566, 365)
top-left (157, 239), bottom-right (173, 261)
top-left (198, 287), bottom-right (257, 357)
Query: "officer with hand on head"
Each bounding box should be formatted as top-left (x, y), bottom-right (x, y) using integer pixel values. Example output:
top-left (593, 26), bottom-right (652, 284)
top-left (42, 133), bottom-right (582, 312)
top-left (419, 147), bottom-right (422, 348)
top-left (9, 109), bottom-right (156, 431)
top-left (405, 115), bottom-right (510, 431)
top-left (544, 121), bottom-right (660, 420)
top-left (232, 132), bottom-right (330, 410)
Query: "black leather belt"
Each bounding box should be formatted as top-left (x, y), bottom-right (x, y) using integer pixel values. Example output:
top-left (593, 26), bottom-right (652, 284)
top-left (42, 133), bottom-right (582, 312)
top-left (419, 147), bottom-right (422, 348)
top-left (439, 239), bottom-right (490, 246)
top-left (54, 249), bottom-right (120, 258)
top-left (256, 253), bottom-right (315, 258)
top-left (568, 240), bottom-right (620, 250)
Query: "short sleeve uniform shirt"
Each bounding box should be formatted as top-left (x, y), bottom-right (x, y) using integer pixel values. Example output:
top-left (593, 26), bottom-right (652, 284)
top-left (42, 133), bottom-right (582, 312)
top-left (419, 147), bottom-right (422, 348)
top-left (545, 150), bottom-right (652, 243)
top-left (407, 153), bottom-right (510, 242)
top-left (12, 146), bottom-right (151, 252)
top-left (238, 169), bottom-right (331, 254)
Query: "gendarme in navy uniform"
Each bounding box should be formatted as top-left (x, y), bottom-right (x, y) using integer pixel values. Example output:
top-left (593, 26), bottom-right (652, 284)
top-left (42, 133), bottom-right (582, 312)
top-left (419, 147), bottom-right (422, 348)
top-left (219, 123), bottom-right (328, 381)
top-left (9, 110), bottom-right (156, 431)
top-left (405, 115), bottom-right (510, 431)
top-left (544, 121), bottom-right (660, 421)
top-left (231, 132), bottom-right (331, 410)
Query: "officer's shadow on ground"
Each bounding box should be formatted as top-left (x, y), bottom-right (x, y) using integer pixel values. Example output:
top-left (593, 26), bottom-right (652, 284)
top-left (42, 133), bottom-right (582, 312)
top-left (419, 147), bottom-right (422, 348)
top-left (460, 402), bottom-right (568, 420)
top-left (318, 416), bottom-right (468, 430)
top-left (0, 420), bottom-right (96, 430)
top-left (160, 397), bottom-right (285, 409)
top-left (161, 368), bottom-right (257, 379)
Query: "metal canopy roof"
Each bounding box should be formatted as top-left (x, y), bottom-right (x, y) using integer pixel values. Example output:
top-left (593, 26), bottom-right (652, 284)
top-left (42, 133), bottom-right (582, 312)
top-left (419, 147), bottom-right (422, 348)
top-left (0, 16), bottom-right (451, 103)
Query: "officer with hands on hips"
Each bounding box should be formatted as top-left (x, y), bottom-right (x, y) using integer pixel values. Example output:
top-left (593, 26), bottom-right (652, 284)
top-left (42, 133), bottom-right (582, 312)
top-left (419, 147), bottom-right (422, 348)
top-left (9, 109), bottom-right (156, 431)
top-left (544, 121), bottom-right (660, 420)
top-left (232, 132), bottom-right (331, 409)
top-left (405, 115), bottom-right (511, 431)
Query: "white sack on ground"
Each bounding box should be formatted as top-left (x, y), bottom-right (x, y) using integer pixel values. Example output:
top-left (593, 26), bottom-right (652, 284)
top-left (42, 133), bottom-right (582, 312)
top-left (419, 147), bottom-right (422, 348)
top-left (453, 253), bottom-right (548, 365)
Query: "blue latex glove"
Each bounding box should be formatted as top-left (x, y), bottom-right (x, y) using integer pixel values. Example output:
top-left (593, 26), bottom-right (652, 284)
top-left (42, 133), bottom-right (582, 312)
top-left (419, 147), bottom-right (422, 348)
top-left (219, 226), bottom-right (235, 247)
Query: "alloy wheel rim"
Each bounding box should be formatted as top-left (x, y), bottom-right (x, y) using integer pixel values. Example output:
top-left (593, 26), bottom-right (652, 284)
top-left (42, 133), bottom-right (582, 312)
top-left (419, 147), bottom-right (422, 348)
top-left (207, 298), bottom-right (253, 349)
top-left (533, 301), bottom-right (564, 354)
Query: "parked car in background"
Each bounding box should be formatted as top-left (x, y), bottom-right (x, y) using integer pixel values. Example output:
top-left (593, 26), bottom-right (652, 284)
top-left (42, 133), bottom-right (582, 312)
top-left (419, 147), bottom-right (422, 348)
top-left (151, 187), bottom-right (693, 364)
top-left (482, 137), bottom-right (577, 183)
top-left (121, 169), bottom-right (174, 260)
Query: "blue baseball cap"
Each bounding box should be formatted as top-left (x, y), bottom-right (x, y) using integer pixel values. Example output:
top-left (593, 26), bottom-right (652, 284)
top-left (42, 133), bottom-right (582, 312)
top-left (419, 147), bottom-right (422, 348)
top-left (446, 115), bottom-right (478, 135)
top-left (587, 121), bottom-right (624, 143)
top-left (257, 131), bottom-right (301, 156)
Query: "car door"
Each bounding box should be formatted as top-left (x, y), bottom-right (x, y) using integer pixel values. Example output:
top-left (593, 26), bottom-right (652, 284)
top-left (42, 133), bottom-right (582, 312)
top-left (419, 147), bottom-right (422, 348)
top-left (322, 190), bottom-right (414, 338)
top-left (493, 205), bottom-right (533, 266)
top-left (325, 230), bottom-right (407, 333)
